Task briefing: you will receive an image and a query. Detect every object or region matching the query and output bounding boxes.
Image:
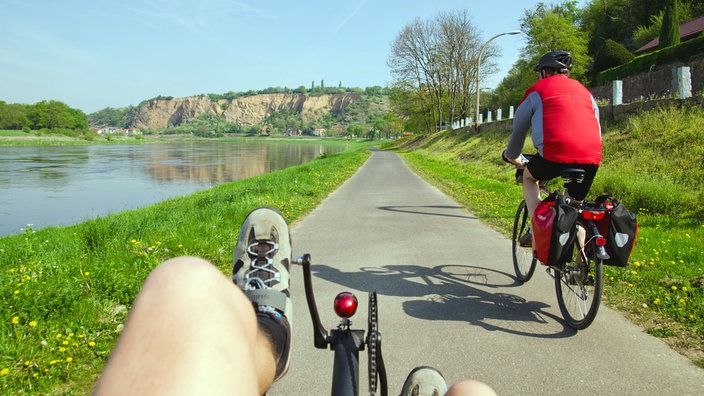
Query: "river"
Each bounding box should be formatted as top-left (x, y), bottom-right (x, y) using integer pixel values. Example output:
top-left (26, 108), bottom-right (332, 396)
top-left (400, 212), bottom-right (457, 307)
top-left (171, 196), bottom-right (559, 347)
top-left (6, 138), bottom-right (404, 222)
top-left (0, 140), bottom-right (340, 237)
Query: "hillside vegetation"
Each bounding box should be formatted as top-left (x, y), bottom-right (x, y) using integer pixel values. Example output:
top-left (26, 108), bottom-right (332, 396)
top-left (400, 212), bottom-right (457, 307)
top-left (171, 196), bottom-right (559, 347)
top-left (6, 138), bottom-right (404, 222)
top-left (387, 104), bottom-right (704, 365)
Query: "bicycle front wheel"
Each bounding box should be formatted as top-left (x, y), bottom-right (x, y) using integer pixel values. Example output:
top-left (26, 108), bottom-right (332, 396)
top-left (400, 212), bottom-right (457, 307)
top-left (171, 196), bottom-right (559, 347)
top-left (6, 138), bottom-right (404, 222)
top-left (512, 200), bottom-right (537, 282)
top-left (554, 238), bottom-right (604, 330)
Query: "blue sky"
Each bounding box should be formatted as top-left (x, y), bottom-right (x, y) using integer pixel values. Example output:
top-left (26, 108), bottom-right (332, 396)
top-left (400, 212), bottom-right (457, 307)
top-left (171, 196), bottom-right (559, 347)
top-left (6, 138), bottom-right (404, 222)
top-left (0, 0), bottom-right (582, 114)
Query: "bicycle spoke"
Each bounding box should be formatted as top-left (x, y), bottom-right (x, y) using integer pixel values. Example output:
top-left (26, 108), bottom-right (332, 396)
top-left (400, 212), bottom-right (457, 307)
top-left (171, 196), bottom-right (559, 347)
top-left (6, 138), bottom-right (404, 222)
top-left (555, 240), bottom-right (603, 330)
top-left (512, 200), bottom-right (537, 282)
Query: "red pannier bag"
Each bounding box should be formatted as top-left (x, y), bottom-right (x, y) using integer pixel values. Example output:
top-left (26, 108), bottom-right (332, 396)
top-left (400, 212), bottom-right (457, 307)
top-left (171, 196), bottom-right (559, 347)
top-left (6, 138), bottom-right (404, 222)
top-left (532, 191), bottom-right (578, 266)
top-left (594, 195), bottom-right (638, 267)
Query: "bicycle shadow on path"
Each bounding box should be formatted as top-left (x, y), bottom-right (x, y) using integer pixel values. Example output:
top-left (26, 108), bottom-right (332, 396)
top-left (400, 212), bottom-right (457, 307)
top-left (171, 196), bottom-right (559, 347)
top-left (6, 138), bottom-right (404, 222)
top-left (312, 263), bottom-right (576, 339)
top-left (378, 204), bottom-right (477, 220)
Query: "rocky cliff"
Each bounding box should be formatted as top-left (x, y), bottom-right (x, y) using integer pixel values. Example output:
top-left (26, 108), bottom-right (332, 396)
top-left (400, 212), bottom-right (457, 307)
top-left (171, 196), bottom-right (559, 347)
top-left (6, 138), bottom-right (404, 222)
top-left (129, 93), bottom-right (362, 130)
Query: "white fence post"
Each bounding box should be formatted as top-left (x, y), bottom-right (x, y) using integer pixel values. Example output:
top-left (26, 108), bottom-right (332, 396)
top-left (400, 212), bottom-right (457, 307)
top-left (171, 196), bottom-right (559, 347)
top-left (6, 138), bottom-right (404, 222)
top-left (677, 66), bottom-right (692, 99)
top-left (487, 111), bottom-right (492, 123)
top-left (509, 106), bottom-right (514, 119)
top-left (496, 109), bottom-right (502, 121)
top-left (613, 80), bottom-right (623, 106)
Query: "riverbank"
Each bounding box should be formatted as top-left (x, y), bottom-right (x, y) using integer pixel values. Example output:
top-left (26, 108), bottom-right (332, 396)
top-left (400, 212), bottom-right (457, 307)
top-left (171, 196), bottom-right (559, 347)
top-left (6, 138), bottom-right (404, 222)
top-left (0, 129), bottom-right (353, 147)
top-left (0, 142), bottom-right (375, 394)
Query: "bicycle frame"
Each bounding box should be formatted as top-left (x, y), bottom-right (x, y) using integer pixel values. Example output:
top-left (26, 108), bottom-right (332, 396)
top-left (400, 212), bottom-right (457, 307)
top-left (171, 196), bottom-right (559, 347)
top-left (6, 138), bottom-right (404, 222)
top-left (292, 254), bottom-right (388, 396)
top-left (510, 160), bottom-right (609, 329)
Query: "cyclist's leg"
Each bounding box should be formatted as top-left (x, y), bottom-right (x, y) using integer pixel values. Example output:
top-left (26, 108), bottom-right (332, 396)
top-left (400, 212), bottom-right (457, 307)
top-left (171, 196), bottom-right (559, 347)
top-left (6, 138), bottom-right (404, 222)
top-left (94, 256), bottom-right (274, 396)
top-left (522, 166), bottom-right (542, 218)
top-left (524, 154), bottom-right (559, 217)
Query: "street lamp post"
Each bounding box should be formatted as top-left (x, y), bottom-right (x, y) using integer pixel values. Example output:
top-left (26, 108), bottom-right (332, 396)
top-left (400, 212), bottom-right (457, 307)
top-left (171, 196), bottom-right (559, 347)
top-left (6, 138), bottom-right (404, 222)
top-left (475, 30), bottom-right (522, 130)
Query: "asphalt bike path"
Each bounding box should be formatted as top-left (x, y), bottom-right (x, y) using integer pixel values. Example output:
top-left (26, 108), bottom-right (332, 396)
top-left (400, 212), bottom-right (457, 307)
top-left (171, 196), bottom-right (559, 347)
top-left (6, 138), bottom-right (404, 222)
top-left (271, 148), bottom-right (704, 395)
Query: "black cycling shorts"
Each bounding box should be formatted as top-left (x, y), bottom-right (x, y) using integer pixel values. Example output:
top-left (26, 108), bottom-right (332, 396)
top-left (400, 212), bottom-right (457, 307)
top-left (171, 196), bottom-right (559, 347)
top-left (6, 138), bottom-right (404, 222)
top-left (526, 154), bottom-right (599, 200)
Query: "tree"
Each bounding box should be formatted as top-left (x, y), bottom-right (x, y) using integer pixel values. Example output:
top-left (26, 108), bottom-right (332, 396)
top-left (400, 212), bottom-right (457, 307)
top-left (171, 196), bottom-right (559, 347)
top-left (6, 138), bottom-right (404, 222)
top-left (388, 9), bottom-right (485, 133)
top-left (520, 1), bottom-right (589, 80)
top-left (491, 1), bottom-right (589, 112)
top-left (659, 0), bottom-right (681, 48)
top-left (0, 101), bottom-right (30, 130)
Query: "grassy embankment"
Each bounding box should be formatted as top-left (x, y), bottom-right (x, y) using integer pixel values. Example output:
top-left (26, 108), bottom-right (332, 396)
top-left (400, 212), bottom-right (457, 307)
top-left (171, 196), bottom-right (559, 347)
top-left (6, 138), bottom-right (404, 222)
top-left (384, 104), bottom-right (703, 367)
top-left (0, 139), bottom-right (375, 394)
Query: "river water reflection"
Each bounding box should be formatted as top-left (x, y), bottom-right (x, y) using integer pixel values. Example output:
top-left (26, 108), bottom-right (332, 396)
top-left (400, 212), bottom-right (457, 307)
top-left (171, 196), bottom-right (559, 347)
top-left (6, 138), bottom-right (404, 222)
top-left (0, 141), bottom-right (340, 237)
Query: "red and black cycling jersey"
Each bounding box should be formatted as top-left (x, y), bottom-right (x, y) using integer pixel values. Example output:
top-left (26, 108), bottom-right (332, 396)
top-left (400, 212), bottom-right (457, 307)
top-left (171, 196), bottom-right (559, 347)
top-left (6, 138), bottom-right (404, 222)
top-left (505, 74), bottom-right (602, 165)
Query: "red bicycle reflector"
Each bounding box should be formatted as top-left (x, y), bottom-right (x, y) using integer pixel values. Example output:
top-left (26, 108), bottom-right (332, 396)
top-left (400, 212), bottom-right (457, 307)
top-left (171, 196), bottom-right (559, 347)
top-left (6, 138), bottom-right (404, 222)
top-left (334, 292), bottom-right (358, 318)
top-left (582, 210), bottom-right (605, 221)
top-left (596, 236), bottom-right (607, 246)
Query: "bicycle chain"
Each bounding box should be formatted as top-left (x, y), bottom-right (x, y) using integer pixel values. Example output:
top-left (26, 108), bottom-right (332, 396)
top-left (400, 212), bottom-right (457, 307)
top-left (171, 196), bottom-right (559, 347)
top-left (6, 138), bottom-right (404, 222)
top-left (367, 291), bottom-right (379, 395)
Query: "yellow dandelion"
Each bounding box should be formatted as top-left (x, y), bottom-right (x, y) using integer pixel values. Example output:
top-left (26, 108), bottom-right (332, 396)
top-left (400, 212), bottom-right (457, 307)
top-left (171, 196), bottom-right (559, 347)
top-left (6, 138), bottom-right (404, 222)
top-left (88, 341), bottom-right (96, 347)
top-left (32, 373), bottom-right (38, 378)
top-left (13, 290), bottom-right (19, 295)
top-left (671, 286), bottom-right (678, 291)
top-left (631, 270), bottom-right (638, 275)
top-left (62, 340), bottom-right (68, 346)
top-left (24, 361), bottom-right (30, 366)
top-left (29, 320), bottom-right (37, 327)
top-left (11, 316), bottom-right (19, 325)
top-left (66, 357), bottom-right (73, 363)
top-left (0, 368), bottom-right (9, 376)
top-left (682, 287), bottom-right (688, 292)
top-left (628, 283), bottom-right (634, 287)
top-left (653, 298), bottom-right (661, 305)
top-left (679, 299), bottom-right (685, 303)
top-left (84, 271), bottom-right (90, 276)
top-left (58, 347), bottom-right (66, 353)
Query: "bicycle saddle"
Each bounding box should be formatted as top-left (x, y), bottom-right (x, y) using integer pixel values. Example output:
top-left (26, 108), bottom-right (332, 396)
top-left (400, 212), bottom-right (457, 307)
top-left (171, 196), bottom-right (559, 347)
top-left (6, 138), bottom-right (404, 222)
top-left (560, 168), bottom-right (586, 184)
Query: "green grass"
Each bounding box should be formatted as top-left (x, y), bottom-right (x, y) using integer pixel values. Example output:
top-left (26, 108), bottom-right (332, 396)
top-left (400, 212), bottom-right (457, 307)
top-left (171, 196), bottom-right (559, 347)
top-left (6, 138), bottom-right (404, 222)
top-left (0, 142), bottom-right (374, 394)
top-left (385, 104), bottom-right (704, 367)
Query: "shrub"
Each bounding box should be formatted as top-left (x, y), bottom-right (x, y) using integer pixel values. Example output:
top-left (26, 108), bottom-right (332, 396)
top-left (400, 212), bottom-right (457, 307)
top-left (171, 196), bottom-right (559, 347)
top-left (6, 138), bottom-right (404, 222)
top-left (593, 39), bottom-right (635, 73)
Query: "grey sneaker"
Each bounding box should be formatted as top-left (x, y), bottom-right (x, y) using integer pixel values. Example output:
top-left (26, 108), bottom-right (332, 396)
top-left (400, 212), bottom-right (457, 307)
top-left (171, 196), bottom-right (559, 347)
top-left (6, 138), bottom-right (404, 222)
top-left (232, 207), bottom-right (292, 380)
top-left (401, 366), bottom-right (448, 396)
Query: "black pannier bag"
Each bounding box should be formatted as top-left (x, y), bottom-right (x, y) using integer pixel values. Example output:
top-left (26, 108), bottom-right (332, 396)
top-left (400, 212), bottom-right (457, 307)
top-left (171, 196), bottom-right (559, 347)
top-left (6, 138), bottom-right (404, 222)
top-left (595, 195), bottom-right (638, 267)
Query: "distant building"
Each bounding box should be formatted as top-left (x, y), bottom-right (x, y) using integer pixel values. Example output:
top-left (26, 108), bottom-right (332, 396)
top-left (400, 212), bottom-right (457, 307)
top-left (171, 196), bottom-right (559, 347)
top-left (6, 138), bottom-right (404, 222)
top-left (635, 15), bottom-right (704, 54)
top-left (312, 128), bottom-right (326, 137)
top-left (285, 128), bottom-right (301, 136)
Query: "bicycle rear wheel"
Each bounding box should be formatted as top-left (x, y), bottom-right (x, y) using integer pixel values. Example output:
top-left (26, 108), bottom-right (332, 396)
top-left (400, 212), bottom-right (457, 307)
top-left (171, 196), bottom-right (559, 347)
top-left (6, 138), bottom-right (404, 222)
top-left (554, 238), bottom-right (603, 330)
top-left (512, 200), bottom-right (537, 282)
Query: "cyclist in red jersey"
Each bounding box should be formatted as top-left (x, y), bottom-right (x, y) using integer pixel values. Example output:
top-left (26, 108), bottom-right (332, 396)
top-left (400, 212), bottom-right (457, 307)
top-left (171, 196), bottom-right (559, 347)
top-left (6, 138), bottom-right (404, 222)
top-left (503, 50), bottom-right (602, 245)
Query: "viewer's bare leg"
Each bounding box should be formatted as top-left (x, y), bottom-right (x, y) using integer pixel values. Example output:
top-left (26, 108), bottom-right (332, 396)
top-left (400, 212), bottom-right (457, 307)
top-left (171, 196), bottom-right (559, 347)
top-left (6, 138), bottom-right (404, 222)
top-left (94, 257), bottom-right (276, 396)
top-left (446, 380), bottom-right (498, 396)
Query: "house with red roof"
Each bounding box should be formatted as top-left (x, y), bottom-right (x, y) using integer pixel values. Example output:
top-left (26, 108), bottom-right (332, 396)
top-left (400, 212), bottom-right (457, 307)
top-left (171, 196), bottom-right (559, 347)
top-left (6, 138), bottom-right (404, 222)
top-left (635, 15), bottom-right (704, 54)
